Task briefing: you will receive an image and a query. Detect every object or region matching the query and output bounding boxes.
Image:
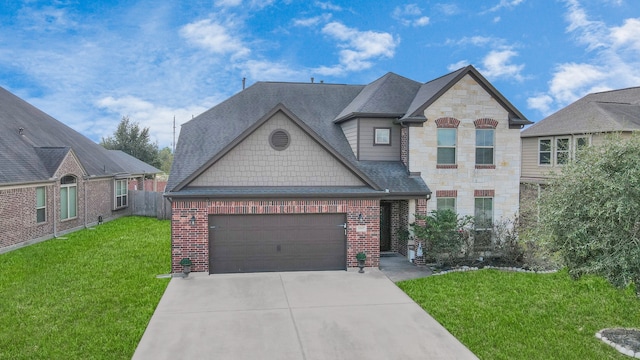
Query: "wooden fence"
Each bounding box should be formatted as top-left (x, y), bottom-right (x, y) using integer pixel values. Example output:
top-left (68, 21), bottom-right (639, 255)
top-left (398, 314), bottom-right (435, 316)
top-left (130, 190), bottom-right (171, 220)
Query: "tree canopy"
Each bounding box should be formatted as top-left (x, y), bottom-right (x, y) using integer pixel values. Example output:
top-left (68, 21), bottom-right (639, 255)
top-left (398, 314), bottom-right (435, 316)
top-left (101, 116), bottom-right (161, 168)
top-left (538, 133), bottom-right (640, 292)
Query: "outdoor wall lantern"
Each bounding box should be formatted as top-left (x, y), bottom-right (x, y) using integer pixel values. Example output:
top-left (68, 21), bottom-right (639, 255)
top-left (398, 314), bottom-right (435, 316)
top-left (358, 213), bottom-right (363, 222)
top-left (189, 215), bottom-right (196, 226)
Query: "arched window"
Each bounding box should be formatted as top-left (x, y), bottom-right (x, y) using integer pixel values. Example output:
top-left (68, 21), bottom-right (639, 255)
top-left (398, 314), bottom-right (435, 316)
top-left (60, 175), bottom-right (77, 220)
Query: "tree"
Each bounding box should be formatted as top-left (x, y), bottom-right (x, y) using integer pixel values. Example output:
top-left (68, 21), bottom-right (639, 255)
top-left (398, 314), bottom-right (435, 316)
top-left (538, 133), bottom-right (640, 292)
top-left (158, 146), bottom-right (173, 174)
top-left (101, 116), bottom-right (160, 168)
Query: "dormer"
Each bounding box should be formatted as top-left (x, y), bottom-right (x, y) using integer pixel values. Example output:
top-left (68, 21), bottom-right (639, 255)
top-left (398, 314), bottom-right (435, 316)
top-left (334, 72), bottom-right (421, 161)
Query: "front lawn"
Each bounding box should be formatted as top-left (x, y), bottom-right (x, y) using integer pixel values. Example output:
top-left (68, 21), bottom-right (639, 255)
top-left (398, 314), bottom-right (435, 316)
top-left (0, 216), bottom-right (171, 359)
top-left (398, 270), bottom-right (640, 360)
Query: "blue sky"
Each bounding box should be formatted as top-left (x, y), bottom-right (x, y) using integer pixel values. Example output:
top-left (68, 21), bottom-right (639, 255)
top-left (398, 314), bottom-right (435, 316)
top-left (1, 0), bottom-right (639, 149)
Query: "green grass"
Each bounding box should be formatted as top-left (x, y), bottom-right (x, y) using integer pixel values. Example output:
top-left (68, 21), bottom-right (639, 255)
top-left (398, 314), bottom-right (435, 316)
top-left (0, 216), bottom-right (171, 359)
top-left (398, 269), bottom-right (640, 360)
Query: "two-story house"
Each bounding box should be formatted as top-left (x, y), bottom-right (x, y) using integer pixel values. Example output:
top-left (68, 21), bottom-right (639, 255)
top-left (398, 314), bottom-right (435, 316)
top-left (165, 65), bottom-right (530, 274)
top-left (520, 87), bottom-right (640, 210)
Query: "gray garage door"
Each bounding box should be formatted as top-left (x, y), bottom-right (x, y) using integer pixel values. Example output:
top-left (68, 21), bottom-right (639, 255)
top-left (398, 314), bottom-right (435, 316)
top-left (209, 213), bottom-right (347, 274)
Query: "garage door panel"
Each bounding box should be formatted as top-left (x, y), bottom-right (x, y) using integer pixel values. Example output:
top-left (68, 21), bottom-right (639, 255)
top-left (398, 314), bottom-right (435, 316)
top-left (209, 214), bottom-right (346, 273)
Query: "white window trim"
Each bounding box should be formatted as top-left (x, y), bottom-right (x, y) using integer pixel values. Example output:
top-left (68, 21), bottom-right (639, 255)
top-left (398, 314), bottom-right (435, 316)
top-left (114, 179), bottom-right (128, 210)
top-left (538, 137), bottom-right (553, 166)
top-left (573, 135), bottom-right (591, 156)
top-left (36, 186), bottom-right (46, 223)
top-left (554, 137), bottom-right (571, 166)
top-left (475, 129), bottom-right (495, 165)
top-left (60, 176), bottom-right (77, 221)
top-left (436, 197), bottom-right (456, 213)
top-left (437, 128), bottom-right (457, 165)
top-left (474, 197), bottom-right (494, 231)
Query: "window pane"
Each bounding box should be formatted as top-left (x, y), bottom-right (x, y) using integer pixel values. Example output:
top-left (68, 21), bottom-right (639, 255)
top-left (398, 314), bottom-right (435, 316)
top-left (437, 198), bottom-right (455, 212)
top-left (36, 187), bottom-right (45, 207)
top-left (69, 186), bottom-right (77, 218)
top-left (37, 208), bottom-right (46, 223)
top-left (476, 148), bottom-right (494, 165)
top-left (539, 139), bottom-right (551, 152)
top-left (437, 129), bottom-right (456, 146)
top-left (474, 198), bottom-right (493, 229)
top-left (375, 129), bottom-right (390, 144)
top-left (437, 148), bottom-right (456, 164)
top-left (539, 152), bottom-right (551, 165)
top-left (60, 187), bottom-right (68, 220)
top-left (476, 130), bottom-right (494, 146)
top-left (556, 138), bottom-right (569, 151)
top-left (122, 195), bottom-right (127, 207)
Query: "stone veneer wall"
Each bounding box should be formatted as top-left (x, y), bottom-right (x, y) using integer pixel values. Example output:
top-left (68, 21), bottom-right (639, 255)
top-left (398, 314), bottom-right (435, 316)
top-left (409, 74), bottom-right (521, 223)
top-left (171, 198), bottom-right (381, 273)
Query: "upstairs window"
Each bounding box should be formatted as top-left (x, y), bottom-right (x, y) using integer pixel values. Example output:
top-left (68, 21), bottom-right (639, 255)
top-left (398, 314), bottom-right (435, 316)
top-left (555, 137), bottom-right (570, 165)
top-left (539, 138), bottom-right (552, 165)
top-left (115, 179), bottom-right (128, 209)
top-left (60, 175), bottom-right (77, 220)
top-left (475, 129), bottom-right (494, 165)
top-left (374, 128), bottom-right (391, 145)
top-left (437, 129), bottom-right (456, 165)
top-left (36, 186), bottom-right (46, 223)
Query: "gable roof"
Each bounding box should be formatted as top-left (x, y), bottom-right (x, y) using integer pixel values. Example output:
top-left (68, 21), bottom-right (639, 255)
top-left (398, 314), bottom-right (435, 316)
top-left (404, 65), bottom-right (531, 127)
top-left (521, 87), bottom-right (640, 138)
top-left (334, 72), bottom-right (422, 123)
top-left (168, 66), bottom-right (529, 196)
top-left (0, 86), bottom-right (160, 185)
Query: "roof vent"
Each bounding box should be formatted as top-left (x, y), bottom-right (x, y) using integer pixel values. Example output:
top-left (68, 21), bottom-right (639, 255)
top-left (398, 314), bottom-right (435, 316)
top-left (269, 129), bottom-right (290, 151)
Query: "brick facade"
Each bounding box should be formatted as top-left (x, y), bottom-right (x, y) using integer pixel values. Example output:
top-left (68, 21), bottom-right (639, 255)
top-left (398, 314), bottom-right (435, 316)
top-left (171, 198), bottom-right (381, 273)
top-left (0, 153), bottom-right (130, 253)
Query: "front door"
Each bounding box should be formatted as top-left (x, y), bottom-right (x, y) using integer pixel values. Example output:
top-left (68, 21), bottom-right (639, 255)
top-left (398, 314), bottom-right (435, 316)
top-left (380, 202), bottom-right (391, 252)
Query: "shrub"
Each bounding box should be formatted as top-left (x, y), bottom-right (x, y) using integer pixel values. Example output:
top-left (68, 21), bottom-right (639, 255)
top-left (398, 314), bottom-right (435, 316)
top-left (412, 209), bottom-right (473, 265)
top-left (538, 133), bottom-right (640, 293)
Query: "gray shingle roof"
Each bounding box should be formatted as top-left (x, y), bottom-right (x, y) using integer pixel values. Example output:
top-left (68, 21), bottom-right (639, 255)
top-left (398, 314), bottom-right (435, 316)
top-left (108, 150), bottom-right (162, 176)
top-left (521, 87), bottom-right (640, 138)
top-left (0, 86), bottom-right (160, 184)
top-left (168, 66), bottom-right (526, 197)
top-left (334, 73), bottom-right (422, 122)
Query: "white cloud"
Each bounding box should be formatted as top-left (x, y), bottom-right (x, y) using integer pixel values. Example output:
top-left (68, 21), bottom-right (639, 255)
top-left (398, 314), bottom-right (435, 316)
top-left (484, 0), bottom-right (524, 13)
top-left (478, 49), bottom-right (525, 81)
top-left (447, 60), bottom-right (469, 71)
top-left (435, 3), bottom-right (460, 16)
top-left (315, 1), bottom-right (342, 11)
top-left (314, 22), bottom-right (398, 75)
top-left (392, 4), bottom-right (430, 27)
top-left (527, 1), bottom-right (640, 116)
top-left (240, 60), bottom-right (303, 81)
top-left (526, 94), bottom-right (553, 115)
top-left (214, 0), bottom-right (242, 7)
top-left (610, 18), bottom-right (640, 52)
top-left (96, 96), bottom-right (211, 147)
top-left (293, 14), bottom-right (332, 27)
top-left (180, 18), bottom-right (250, 58)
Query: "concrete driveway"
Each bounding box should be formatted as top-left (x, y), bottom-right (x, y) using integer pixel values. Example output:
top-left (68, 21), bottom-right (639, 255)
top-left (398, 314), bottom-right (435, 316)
top-left (133, 269), bottom-right (477, 360)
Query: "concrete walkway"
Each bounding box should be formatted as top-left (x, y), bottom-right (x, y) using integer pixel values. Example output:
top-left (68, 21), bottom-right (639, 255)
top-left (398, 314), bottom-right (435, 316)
top-left (379, 252), bottom-right (433, 282)
top-left (133, 269), bottom-right (477, 360)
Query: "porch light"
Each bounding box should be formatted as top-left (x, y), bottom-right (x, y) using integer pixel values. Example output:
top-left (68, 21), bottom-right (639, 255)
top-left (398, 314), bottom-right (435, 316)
top-left (189, 215), bottom-right (196, 226)
top-left (358, 213), bottom-right (363, 222)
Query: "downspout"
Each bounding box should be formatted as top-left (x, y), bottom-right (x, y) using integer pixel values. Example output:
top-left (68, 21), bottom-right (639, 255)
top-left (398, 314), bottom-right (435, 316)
top-left (83, 177), bottom-right (88, 229)
top-left (53, 180), bottom-right (58, 237)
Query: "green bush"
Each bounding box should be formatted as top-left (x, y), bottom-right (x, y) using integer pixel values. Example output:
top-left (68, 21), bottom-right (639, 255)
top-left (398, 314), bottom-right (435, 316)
top-left (412, 209), bottom-right (473, 265)
top-left (538, 133), bottom-right (640, 293)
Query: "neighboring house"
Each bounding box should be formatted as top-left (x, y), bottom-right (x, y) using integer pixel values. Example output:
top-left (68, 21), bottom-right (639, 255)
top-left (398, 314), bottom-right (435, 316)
top-left (0, 86), bottom-right (161, 253)
top-left (165, 65), bottom-right (530, 274)
top-left (520, 87), bottom-right (640, 186)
